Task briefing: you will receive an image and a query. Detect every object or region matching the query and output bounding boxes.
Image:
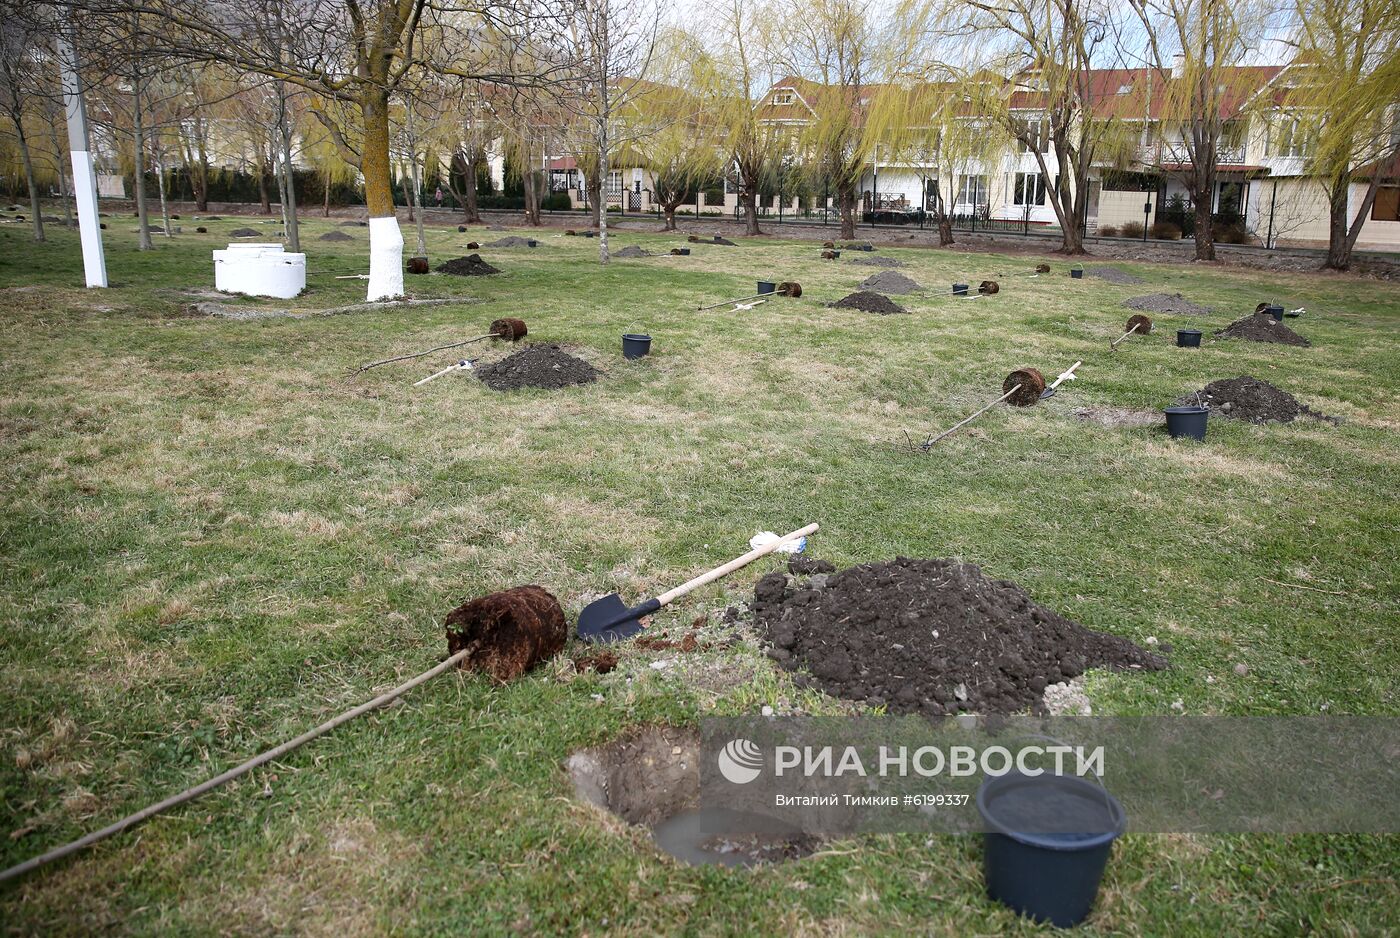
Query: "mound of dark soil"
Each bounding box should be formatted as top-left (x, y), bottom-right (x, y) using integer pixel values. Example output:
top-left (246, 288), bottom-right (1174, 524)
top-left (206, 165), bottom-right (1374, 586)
top-left (229, 227), bottom-right (260, 237)
top-left (1124, 292), bottom-right (1212, 316)
top-left (476, 344), bottom-right (600, 390)
top-left (830, 291), bottom-right (906, 315)
top-left (756, 558), bottom-right (1166, 716)
top-left (436, 253), bottom-right (500, 276)
top-left (844, 241), bottom-right (874, 250)
top-left (711, 236), bottom-right (737, 246)
top-left (847, 255), bottom-right (905, 268)
top-left (858, 271), bottom-right (923, 295)
top-left (1084, 265), bottom-right (1144, 285)
top-left (614, 245), bottom-right (651, 258)
top-left (339, 220), bottom-right (362, 227)
top-left (487, 236), bottom-right (537, 247)
top-left (1215, 314), bottom-right (1310, 346)
top-left (1176, 376), bottom-right (1332, 424)
top-left (318, 230), bottom-right (354, 242)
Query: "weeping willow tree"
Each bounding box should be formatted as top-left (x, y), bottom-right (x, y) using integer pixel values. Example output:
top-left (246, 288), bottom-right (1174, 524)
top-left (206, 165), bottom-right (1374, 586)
top-left (302, 103), bottom-right (359, 217)
top-left (1128, 0), bottom-right (1272, 260)
top-left (633, 28), bottom-right (721, 230)
top-left (706, 0), bottom-right (786, 235)
top-left (867, 75), bottom-right (1010, 245)
top-left (1283, 0), bottom-right (1400, 270)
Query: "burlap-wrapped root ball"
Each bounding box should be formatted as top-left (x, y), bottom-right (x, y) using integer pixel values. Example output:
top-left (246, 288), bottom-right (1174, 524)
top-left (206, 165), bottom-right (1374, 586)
top-left (979, 280), bottom-right (1000, 295)
top-left (406, 256), bottom-right (430, 275)
top-left (1035, 263), bottom-right (1051, 273)
top-left (490, 317), bottom-right (528, 340)
top-left (445, 585), bottom-right (566, 681)
top-left (1003, 367), bottom-right (1047, 407)
top-left (1126, 313), bottom-right (1154, 335)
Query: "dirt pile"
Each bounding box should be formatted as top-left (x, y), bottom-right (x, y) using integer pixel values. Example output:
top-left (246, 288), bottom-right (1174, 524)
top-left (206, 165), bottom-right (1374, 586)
top-left (339, 220), bottom-right (364, 227)
top-left (487, 236), bottom-right (537, 247)
top-left (847, 255), bottom-right (905, 268)
top-left (1084, 265), bottom-right (1144, 285)
top-left (829, 291), bottom-right (907, 315)
top-left (436, 253), bottom-right (500, 276)
top-left (858, 271), bottom-right (923, 295)
top-left (1176, 376), bottom-right (1332, 424)
top-left (318, 230), bottom-right (354, 242)
top-left (756, 557), bottom-right (1166, 715)
top-left (1215, 314), bottom-right (1310, 346)
top-left (476, 344), bottom-right (600, 390)
top-left (711, 236), bottom-right (737, 246)
top-left (614, 245), bottom-right (652, 258)
top-left (228, 227), bottom-right (260, 237)
top-left (1124, 292), bottom-right (1212, 316)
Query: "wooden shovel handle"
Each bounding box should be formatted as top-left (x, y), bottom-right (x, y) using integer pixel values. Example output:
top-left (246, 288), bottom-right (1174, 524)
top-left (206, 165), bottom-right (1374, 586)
top-left (656, 523), bottom-right (819, 606)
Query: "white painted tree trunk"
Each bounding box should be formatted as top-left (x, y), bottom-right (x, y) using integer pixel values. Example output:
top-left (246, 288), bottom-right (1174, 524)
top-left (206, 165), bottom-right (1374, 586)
top-left (367, 216), bottom-right (405, 300)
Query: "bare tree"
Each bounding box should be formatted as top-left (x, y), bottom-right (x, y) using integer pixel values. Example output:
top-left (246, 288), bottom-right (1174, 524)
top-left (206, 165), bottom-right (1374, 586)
top-left (0, 2), bottom-right (51, 242)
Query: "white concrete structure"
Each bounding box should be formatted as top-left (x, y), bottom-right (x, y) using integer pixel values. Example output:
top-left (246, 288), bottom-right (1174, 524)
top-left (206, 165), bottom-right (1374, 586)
top-left (213, 243), bottom-right (306, 299)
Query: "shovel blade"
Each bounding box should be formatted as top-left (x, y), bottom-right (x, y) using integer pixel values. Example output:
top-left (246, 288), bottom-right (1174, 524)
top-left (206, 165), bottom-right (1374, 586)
top-left (577, 593), bottom-right (655, 644)
top-left (1039, 387), bottom-right (1057, 400)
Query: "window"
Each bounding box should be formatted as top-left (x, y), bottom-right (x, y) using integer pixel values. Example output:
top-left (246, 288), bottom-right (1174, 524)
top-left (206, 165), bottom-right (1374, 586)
top-left (1373, 187), bottom-right (1400, 222)
top-left (1271, 114), bottom-right (1314, 158)
top-left (1013, 172), bottom-right (1046, 206)
top-left (1015, 117), bottom-right (1050, 153)
top-left (607, 169), bottom-right (623, 195)
top-left (956, 174), bottom-right (987, 206)
top-left (773, 91), bottom-right (793, 105)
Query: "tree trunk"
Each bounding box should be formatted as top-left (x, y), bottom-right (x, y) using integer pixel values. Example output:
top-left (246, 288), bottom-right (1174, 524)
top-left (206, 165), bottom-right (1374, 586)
top-left (323, 171), bottom-right (331, 216)
top-left (14, 125), bottom-right (45, 243)
top-left (154, 148), bottom-right (172, 237)
top-left (740, 187), bottom-right (761, 236)
top-left (48, 121), bottom-right (72, 228)
top-left (587, 175), bottom-right (601, 228)
top-left (463, 156), bottom-right (481, 223)
top-left (938, 218), bottom-right (953, 245)
top-left (838, 184), bottom-right (856, 239)
top-left (1193, 192), bottom-right (1215, 261)
top-left (277, 82), bottom-right (300, 252)
top-left (1325, 174), bottom-right (1380, 271)
top-left (663, 206), bottom-right (676, 230)
top-left (192, 112), bottom-right (209, 211)
top-left (360, 84), bottom-right (404, 302)
top-left (132, 74), bottom-right (152, 251)
top-left (257, 158), bottom-right (272, 214)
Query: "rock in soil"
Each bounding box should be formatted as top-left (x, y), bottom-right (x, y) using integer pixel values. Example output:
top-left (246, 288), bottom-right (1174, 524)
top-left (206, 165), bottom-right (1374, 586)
top-left (756, 558), bottom-right (1166, 715)
top-left (436, 253), bottom-right (500, 276)
top-left (1084, 265), bottom-right (1145, 285)
top-left (847, 255), bottom-right (905, 268)
top-left (829, 291), bottom-right (907, 315)
top-left (1124, 292), bottom-right (1213, 316)
top-left (1215, 313), bottom-right (1310, 346)
top-left (1176, 375), bottom-right (1333, 425)
top-left (475, 344), bottom-right (600, 391)
top-left (228, 227), bottom-right (260, 238)
top-left (445, 584), bottom-right (566, 681)
top-left (318, 230), bottom-right (354, 241)
top-left (858, 271), bottom-right (923, 295)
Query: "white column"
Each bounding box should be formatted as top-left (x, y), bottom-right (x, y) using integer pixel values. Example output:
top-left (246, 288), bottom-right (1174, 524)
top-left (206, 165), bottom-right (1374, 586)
top-left (57, 34), bottom-right (107, 288)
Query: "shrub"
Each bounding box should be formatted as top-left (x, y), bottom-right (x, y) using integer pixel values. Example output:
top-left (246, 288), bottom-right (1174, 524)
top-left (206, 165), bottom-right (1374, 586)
top-left (606, 204), bottom-right (621, 213)
top-left (703, 188), bottom-right (725, 205)
top-left (541, 192), bottom-right (572, 211)
top-left (1120, 221), bottom-right (1145, 238)
top-left (1214, 221), bottom-right (1253, 244)
top-left (1150, 221), bottom-right (1182, 240)
top-left (1097, 225), bottom-right (1119, 238)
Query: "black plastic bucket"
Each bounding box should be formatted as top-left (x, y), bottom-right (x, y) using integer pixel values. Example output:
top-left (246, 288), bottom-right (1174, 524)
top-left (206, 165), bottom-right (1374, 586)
top-left (757, 281), bottom-right (776, 295)
top-left (978, 772), bottom-right (1125, 928)
top-left (527, 239), bottom-right (538, 247)
top-left (953, 283), bottom-right (969, 296)
top-left (1266, 304), bottom-right (1284, 321)
top-left (1165, 406), bottom-right (1209, 440)
top-left (677, 247), bottom-right (690, 255)
top-left (1071, 265), bottom-right (1084, 279)
top-left (1177, 328), bottom-right (1202, 347)
top-left (622, 333), bottom-right (652, 359)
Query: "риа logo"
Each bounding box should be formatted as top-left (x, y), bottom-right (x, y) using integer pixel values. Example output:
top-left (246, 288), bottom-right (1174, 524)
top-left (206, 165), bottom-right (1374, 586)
top-left (717, 739), bottom-right (763, 784)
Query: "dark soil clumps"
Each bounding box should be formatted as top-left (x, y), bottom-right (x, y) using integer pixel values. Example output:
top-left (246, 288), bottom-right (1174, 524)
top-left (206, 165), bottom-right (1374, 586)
top-left (830, 291), bottom-right (907, 315)
top-left (789, 556), bottom-right (836, 576)
top-left (436, 253), bottom-right (500, 276)
top-left (445, 585), bottom-right (566, 681)
top-left (847, 255), bottom-right (905, 268)
top-left (1084, 265), bottom-right (1144, 285)
top-left (229, 227), bottom-right (260, 237)
top-left (1176, 376), bottom-right (1333, 424)
top-left (476, 344), bottom-right (600, 390)
top-left (318, 230), bottom-right (354, 242)
top-left (487, 236), bottom-right (537, 247)
top-left (614, 245), bottom-right (651, 258)
top-left (858, 271), bottom-right (923, 294)
top-left (339, 220), bottom-right (363, 227)
top-left (1215, 314), bottom-right (1310, 346)
top-left (711, 236), bottom-right (737, 246)
top-left (1125, 292), bottom-right (1212, 316)
top-left (756, 557), bottom-right (1166, 715)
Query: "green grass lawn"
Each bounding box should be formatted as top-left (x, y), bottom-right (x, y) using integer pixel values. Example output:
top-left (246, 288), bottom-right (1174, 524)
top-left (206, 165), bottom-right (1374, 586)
top-left (1, 212), bottom-right (1397, 935)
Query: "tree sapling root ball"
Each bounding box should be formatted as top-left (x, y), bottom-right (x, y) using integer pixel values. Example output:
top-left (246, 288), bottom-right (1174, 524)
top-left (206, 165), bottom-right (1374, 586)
top-left (445, 585), bottom-right (567, 681)
top-left (1003, 368), bottom-right (1047, 406)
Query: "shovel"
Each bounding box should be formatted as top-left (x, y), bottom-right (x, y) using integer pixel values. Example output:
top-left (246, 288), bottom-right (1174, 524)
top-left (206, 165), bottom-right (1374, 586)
top-left (577, 523), bottom-right (819, 643)
top-left (1038, 361), bottom-right (1082, 400)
